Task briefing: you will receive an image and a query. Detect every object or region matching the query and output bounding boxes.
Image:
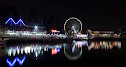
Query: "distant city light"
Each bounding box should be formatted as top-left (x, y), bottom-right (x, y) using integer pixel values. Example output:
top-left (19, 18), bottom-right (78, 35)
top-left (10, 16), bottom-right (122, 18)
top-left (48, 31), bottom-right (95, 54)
top-left (57, 48), bottom-right (60, 53)
top-left (52, 48), bottom-right (57, 55)
top-left (51, 29), bottom-right (57, 32)
top-left (35, 26), bottom-right (38, 29)
top-left (35, 52), bottom-right (38, 57)
top-left (52, 48), bottom-right (60, 55)
top-left (51, 29), bottom-right (60, 33)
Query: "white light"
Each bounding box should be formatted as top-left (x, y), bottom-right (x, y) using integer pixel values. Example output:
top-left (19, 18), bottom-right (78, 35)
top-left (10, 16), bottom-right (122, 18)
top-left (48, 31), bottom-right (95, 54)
top-left (44, 47), bottom-right (46, 51)
top-left (35, 52), bottom-right (38, 57)
top-left (24, 50), bottom-right (27, 54)
top-left (13, 50), bottom-right (16, 56)
top-left (17, 49), bottom-right (20, 55)
top-left (8, 49), bottom-right (12, 56)
top-left (21, 48), bottom-right (23, 54)
top-left (35, 26), bottom-right (38, 29)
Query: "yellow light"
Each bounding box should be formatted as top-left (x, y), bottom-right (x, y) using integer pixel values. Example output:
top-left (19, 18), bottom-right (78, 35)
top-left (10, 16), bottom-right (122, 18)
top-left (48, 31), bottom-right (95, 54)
top-left (64, 17), bottom-right (82, 33)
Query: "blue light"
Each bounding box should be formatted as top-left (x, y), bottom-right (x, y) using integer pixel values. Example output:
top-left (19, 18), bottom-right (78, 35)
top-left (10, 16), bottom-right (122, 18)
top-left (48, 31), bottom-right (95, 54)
top-left (76, 41), bottom-right (86, 46)
top-left (5, 43), bottom-right (7, 45)
top-left (16, 19), bottom-right (25, 26)
top-left (6, 58), bottom-right (17, 67)
top-left (57, 31), bottom-right (60, 33)
top-left (6, 55), bottom-right (26, 67)
top-left (5, 18), bottom-right (25, 26)
top-left (5, 18), bottom-right (16, 25)
top-left (16, 55), bottom-right (26, 66)
top-left (57, 48), bottom-right (60, 53)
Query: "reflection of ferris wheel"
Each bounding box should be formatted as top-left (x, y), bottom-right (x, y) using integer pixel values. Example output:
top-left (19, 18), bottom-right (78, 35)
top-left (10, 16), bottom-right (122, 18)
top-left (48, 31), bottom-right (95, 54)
top-left (64, 17), bottom-right (82, 37)
top-left (64, 41), bottom-right (82, 60)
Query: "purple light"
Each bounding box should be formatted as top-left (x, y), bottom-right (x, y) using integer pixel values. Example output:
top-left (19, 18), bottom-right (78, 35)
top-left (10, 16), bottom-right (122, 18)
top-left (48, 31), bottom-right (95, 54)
top-left (76, 41), bottom-right (86, 46)
top-left (6, 58), bottom-right (17, 67)
top-left (57, 31), bottom-right (60, 33)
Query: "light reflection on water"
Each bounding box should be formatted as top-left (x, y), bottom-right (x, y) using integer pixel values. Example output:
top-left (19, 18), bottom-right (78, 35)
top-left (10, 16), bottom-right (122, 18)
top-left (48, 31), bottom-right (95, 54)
top-left (6, 41), bottom-right (121, 57)
top-left (0, 40), bottom-right (123, 66)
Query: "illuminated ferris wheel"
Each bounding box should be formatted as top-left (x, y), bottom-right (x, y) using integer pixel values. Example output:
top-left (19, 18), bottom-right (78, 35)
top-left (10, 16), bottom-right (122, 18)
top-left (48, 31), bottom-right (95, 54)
top-left (64, 17), bottom-right (82, 37)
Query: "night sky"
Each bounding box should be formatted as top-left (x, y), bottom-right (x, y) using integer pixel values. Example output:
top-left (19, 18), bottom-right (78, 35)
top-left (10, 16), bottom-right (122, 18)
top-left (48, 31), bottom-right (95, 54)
top-left (0, 0), bottom-right (126, 33)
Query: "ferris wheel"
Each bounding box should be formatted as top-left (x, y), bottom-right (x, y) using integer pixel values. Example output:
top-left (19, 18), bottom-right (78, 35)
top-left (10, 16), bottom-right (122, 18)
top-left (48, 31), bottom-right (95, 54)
top-left (64, 17), bottom-right (82, 37)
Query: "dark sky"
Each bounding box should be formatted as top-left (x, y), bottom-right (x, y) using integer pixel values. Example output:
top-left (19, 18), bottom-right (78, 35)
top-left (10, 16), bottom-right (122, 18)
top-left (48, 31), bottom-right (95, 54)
top-left (0, 0), bottom-right (126, 32)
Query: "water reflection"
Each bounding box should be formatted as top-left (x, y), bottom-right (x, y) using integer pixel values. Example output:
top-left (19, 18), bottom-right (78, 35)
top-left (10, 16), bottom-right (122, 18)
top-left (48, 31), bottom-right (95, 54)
top-left (88, 41), bottom-right (121, 50)
top-left (6, 44), bottom-right (62, 57)
top-left (6, 55), bottom-right (26, 67)
top-left (64, 40), bottom-right (121, 60)
top-left (64, 42), bottom-right (82, 61)
top-left (5, 41), bottom-right (121, 57)
top-left (1, 40), bottom-right (122, 66)
top-left (6, 57), bottom-right (16, 67)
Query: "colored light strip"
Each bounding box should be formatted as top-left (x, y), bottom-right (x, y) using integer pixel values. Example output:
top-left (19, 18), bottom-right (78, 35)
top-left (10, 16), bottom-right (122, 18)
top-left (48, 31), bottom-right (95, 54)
top-left (6, 55), bottom-right (26, 67)
top-left (16, 55), bottom-right (26, 65)
top-left (6, 58), bottom-right (17, 67)
top-left (5, 18), bottom-right (25, 25)
top-left (16, 19), bottom-right (25, 25)
top-left (5, 18), bottom-right (16, 24)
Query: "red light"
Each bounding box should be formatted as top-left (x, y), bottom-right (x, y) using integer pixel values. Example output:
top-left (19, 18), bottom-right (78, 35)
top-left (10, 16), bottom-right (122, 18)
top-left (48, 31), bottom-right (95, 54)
top-left (32, 37), bottom-right (33, 39)
top-left (52, 48), bottom-right (57, 55)
top-left (32, 43), bottom-right (34, 46)
top-left (51, 30), bottom-right (57, 33)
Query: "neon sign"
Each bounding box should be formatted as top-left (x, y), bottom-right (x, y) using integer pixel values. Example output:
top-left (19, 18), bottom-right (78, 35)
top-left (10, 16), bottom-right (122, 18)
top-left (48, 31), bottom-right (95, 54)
top-left (16, 19), bottom-right (25, 26)
top-left (5, 18), bottom-right (16, 25)
top-left (5, 18), bottom-right (25, 26)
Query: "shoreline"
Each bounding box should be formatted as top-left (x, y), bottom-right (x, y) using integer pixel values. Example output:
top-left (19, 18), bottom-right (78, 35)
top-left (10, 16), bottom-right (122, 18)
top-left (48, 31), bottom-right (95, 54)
top-left (4, 37), bottom-right (126, 44)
